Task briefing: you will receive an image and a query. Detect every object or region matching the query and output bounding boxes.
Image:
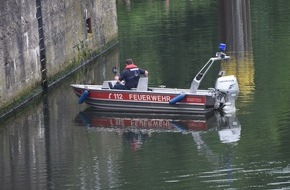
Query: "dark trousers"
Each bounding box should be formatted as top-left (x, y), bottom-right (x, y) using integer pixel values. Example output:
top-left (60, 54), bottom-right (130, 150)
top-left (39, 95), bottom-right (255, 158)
top-left (113, 83), bottom-right (130, 90)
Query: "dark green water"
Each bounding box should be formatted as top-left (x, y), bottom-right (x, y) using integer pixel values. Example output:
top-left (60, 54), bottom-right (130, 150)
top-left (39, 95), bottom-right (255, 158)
top-left (1, 0), bottom-right (290, 189)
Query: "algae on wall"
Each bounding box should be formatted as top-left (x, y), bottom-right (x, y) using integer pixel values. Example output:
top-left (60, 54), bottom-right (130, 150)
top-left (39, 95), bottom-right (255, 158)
top-left (0, 0), bottom-right (41, 110)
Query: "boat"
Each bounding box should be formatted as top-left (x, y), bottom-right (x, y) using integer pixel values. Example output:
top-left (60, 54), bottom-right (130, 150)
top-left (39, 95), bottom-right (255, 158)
top-left (71, 43), bottom-right (239, 114)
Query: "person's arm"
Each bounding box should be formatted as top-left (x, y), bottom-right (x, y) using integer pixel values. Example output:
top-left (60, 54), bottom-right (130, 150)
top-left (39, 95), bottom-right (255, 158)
top-left (144, 70), bottom-right (148, 77)
top-left (115, 71), bottom-right (125, 83)
top-left (140, 68), bottom-right (148, 77)
top-left (114, 75), bottom-right (121, 82)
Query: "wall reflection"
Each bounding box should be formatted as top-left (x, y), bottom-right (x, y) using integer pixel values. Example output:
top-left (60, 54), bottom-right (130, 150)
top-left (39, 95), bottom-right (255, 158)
top-left (218, 0), bottom-right (255, 110)
top-left (0, 46), bottom-right (120, 190)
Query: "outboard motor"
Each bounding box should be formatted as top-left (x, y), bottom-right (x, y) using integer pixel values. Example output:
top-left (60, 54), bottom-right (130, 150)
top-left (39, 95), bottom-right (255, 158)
top-left (214, 75), bottom-right (239, 113)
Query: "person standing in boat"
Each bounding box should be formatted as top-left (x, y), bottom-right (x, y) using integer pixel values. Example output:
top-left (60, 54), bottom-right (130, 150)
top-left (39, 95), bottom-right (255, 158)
top-left (112, 58), bottom-right (148, 90)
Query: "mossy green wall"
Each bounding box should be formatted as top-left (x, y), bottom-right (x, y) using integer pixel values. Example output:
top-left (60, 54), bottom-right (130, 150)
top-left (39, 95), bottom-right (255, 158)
top-left (0, 0), bottom-right (118, 112)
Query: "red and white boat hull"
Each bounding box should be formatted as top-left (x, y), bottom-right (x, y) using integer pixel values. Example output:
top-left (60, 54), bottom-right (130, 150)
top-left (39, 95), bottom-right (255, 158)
top-left (71, 84), bottom-right (215, 114)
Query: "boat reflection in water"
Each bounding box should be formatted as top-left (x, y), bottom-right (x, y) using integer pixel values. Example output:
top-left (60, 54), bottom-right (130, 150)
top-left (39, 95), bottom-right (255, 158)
top-left (75, 108), bottom-right (241, 150)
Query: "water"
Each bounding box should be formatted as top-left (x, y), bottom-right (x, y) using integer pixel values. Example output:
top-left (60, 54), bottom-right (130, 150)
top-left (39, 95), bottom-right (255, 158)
top-left (2, 0), bottom-right (290, 189)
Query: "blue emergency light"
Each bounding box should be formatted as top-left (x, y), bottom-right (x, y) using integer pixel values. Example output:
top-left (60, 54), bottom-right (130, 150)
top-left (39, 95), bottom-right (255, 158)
top-left (219, 43), bottom-right (226, 52)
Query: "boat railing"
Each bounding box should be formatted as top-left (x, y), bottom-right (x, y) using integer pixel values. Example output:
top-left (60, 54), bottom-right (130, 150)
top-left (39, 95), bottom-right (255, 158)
top-left (189, 54), bottom-right (230, 93)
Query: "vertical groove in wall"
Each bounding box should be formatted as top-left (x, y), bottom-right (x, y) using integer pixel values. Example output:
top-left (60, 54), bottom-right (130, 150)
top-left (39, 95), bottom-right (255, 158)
top-left (35, 0), bottom-right (48, 91)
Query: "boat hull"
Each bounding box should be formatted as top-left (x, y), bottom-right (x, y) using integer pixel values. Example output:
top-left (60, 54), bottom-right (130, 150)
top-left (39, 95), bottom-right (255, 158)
top-left (71, 84), bottom-right (215, 114)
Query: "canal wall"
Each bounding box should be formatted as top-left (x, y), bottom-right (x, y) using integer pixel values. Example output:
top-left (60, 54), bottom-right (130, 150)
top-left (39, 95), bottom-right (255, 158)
top-left (0, 0), bottom-right (118, 114)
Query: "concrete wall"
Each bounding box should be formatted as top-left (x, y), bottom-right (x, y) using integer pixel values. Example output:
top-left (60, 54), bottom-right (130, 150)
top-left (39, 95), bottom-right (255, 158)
top-left (0, 0), bottom-right (118, 110)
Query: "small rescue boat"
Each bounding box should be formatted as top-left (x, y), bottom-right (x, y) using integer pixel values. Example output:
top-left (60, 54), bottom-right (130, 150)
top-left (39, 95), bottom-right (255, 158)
top-left (71, 43), bottom-right (239, 114)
